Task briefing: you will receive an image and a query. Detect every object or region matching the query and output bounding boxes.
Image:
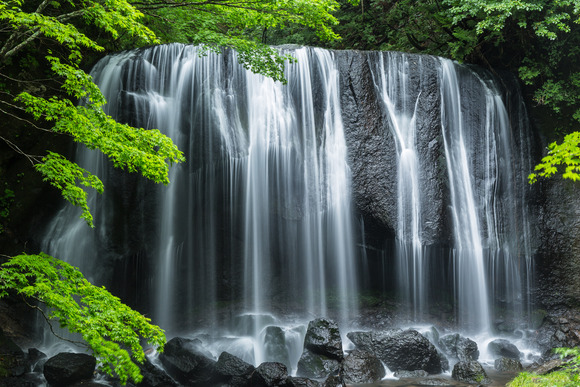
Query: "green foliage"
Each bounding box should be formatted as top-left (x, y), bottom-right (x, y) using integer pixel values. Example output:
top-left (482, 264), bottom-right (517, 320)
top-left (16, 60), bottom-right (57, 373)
top-left (135, 0), bottom-right (352, 82)
top-left (0, 253), bottom-right (166, 385)
top-left (444, 0), bottom-right (580, 136)
top-left (509, 347), bottom-right (580, 386)
top-left (529, 132), bottom-right (580, 183)
top-left (0, 0), bottom-right (184, 226)
top-left (34, 152), bottom-right (103, 226)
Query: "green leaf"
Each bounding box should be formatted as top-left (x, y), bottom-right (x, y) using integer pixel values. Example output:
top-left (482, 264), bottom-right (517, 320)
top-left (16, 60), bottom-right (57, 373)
top-left (0, 253), bottom-right (166, 385)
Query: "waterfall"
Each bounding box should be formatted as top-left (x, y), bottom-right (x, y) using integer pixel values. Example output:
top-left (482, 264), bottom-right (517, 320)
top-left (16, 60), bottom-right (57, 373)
top-left (371, 52), bottom-right (428, 320)
top-left (439, 60), bottom-right (534, 333)
top-left (42, 45), bottom-right (358, 365)
top-left (439, 60), bottom-right (491, 332)
top-left (365, 52), bottom-right (535, 333)
top-left (41, 44), bottom-right (536, 359)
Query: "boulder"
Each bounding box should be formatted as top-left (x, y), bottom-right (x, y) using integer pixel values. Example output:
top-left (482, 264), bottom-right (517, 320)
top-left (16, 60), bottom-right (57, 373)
top-left (263, 326), bottom-right (291, 370)
top-left (249, 362), bottom-right (288, 387)
top-left (214, 351), bottom-right (255, 386)
top-left (0, 328), bottom-right (26, 377)
top-left (158, 337), bottom-right (216, 386)
top-left (137, 357), bottom-right (178, 387)
top-left (494, 357), bottom-right (523, 372)
top-left (286, 376), bottom-right (321, 387)
top-left (342, 349), bottom-right (385, 383)
top-left (296, 350), bottom-right (340, 379)
top-left (451, 361), bottom-right (490, 384)
top-left (487, 339), bottom-right (521, 360)
top-left (43, 352), bottom-right (96, 386)
top-left (347, 329), bottom-right (442, 374)
top-left (0, 373), bottom-right (44, 387)
top-left (303, 318), bottom-right (343, 360)
top-left (414, 378), bottom-right (458, 385)
top-left (438, 333), bottom-right (479, 361)
top-left (322, 374), bottom-right (343, 387)
top-left (27, 348), bottom-right (47, 373)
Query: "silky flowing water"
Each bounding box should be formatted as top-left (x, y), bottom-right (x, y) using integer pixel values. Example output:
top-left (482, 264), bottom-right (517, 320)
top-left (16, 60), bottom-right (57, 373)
top-left (41, 45), bottom-right (536, 376)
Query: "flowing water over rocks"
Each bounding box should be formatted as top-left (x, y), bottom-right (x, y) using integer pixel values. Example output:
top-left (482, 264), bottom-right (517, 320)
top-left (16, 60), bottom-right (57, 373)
top-left (32, 44), bottom-right (548, 385)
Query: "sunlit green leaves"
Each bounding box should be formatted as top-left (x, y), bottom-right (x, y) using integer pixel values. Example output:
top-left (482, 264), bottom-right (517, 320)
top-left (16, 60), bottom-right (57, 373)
top-left (0, 0), bottom-right (158, 61)
top-left (529, 132), bottom-right (580, 183)
top-left (35, 152), bottom-right (103, 227)
top-left (508, 347), bottom-right (580, 386)
top-left (136, 0), bottom-right (346, 82)
top-left (0, 0), bottom-right (184, 226)
top-left (0, 253), bottom-right (166, 384)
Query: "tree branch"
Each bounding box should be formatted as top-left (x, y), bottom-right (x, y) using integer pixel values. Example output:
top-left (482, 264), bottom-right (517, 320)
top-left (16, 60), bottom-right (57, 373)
top-left (0, 8), bottom-right (87, 62)
top-left (0, 101), bottom-right (54, 132)
top-left (0, 132), bottom-right (43, 167)
top-left (21, 295), bottom-right (87, 348)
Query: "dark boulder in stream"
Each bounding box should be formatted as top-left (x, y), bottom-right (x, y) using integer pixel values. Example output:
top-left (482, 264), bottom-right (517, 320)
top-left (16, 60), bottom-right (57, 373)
top-left (342, 349), bottom-right (386, 383)
top-left (487, 339), bottom-right (521, 360)
top-left (296, 350), bottom-right (340, 379)
top-left (158, 337), bottom-right (216, 386)
top-left (347, 329), bottom-right (443, 374)
top-left (43, 352), bottom-right (96, 386)
top-left (302, 318), bottom-right (343, 360)
top-left (249, 362), bottom-right (289, 387)
top-left (438, 333), bottom-right (479, 361)
top-left (451, 360), bottom-right (490, 384)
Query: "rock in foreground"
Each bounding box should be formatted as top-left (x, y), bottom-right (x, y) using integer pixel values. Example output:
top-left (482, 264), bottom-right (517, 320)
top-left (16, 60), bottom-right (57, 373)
top-left (43, 352), bottom-right (96, 386)
top-left (347, 329), bottom-right (443, 374)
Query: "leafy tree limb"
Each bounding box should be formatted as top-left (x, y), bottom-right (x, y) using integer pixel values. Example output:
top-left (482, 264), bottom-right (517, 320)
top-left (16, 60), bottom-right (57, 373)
top-left (0, 253), bottom-right (166, 385)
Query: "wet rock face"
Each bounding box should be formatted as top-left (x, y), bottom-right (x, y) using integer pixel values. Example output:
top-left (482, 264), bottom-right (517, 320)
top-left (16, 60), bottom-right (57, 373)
top-left (536, 177), bottom-right (580, 310)
top-left (534, 309), bottom-right (580, 355)
top-left (0, 329), bottom-right (26, 378)
top-left (487, 339), bottom-right (521, 360)
top-left (250, 362), bottom-right (289, 387)
top-left (451, 360), bottom-right (490, 384)
top-left (347, 329), bottom-right (443, 374)
top-left (43, 353), bottom-right (97, 386)
top-left (438, 333), bottom-right (479, 361)
top-left (342, 349), bottom-right (386, 384)
top-left (335, 50), bottom-right (397, 237)
top-left (303, 318), bottom-right (343, 360)
top-left (158, 337), bottom-right (216, 386)
top-left (335, 50), bottom-right (448, 245)
top-left (494, 357), bottom-right (523, 372)
top-left (296, 350), bottom-right (341, 379)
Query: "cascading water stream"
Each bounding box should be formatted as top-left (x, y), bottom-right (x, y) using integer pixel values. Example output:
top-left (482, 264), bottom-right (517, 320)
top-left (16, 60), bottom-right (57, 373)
top-left (41, 44), bottom-right (359, 369)
top-left (39, 45), bottom-right (537, 372)
top-left (440, 59), bottom-right (491, 333)
top-left (371, 53), bottom-right (427, 320)
top-left (439, 59), bottom-right (535, 334)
